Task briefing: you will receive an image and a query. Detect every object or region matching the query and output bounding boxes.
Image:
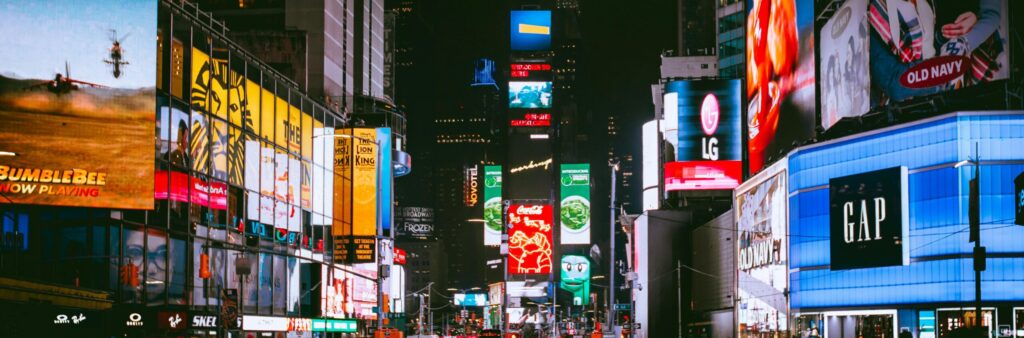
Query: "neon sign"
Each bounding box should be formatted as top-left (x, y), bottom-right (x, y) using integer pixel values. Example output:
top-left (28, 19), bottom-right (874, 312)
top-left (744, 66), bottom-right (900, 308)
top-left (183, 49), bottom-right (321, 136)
top-left (510, 112), bottom-right (551, 127)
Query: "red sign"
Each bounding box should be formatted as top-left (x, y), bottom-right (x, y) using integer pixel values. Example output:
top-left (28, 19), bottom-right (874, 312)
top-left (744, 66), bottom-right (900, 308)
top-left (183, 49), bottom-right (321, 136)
top-left (393, 248), bottom-right (407, 265)
top-left (154, 170), bottom-right (227, 210)
top-left (899, 55), bottom-right (969, 89)
top-left (156, 311), bottom-right (187, 331)
top-left (510, 112), bottom-right (551, 127)
top-left (510, 63), bottom-right (552, 78)
top-left (664, 161), bottom-right (741, 191)
top-left (507, 204), bottom-right (553, 274)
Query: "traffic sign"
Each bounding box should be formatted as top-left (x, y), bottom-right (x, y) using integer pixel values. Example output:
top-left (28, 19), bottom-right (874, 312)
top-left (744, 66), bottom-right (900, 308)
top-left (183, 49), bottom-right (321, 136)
top-left (614, 304), bottom-right (630, 311)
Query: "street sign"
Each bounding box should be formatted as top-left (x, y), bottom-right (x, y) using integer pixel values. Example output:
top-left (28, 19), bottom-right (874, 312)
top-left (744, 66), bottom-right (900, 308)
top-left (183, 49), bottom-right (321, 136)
top-left (614, 304), bottom-right (630, 311)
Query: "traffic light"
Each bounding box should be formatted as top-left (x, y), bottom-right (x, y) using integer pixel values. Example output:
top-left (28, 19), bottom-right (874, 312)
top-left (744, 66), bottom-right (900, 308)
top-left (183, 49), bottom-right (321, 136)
top-left (199, 252), bottom-right (211, 279)
top-left (969, 175), bottom-right (980, 242)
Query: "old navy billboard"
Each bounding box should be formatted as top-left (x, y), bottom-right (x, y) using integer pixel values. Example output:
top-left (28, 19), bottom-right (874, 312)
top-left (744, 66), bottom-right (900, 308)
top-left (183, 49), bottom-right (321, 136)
top-left (0, 0), bottom-right (157, 209)
top-left (820, 0), bottom-right (1011, 130)
top-left (829, 166), bottom-right (910, 270)
top-left (664, 79), bottom-right (742, 191)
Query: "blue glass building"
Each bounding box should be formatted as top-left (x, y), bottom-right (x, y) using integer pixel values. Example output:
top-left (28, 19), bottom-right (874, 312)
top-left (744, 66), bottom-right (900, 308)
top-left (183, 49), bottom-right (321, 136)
top-left (783, 111), bottom-right (1024, 338)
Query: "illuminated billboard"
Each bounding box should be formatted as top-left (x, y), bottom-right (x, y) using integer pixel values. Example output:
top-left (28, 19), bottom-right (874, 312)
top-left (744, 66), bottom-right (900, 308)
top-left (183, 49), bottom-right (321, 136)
top-left (510, 10), bottom-right (551, 51)
top-left (510, 111), bottom-right (552, 127)
top-left (454, 293), bottom-right (488, 307)
top-left (507, 204), bottom-right (553, 275)
top-left (483, 166), bottom-right (502, 246)
top-left (820, 0), bottom-right (1010, 130)
top-left (0, 0), bottom-right (156, 209)
top-left (507, 134), bottom-right (552, 200)
top-left (664, 79), bottom-right (742, 190)
top-left (508, 81), bottom-right (552, 109)
top-left (332, 128), bottom-right (379, 264)
top-left (560, 164), bottom-right (590, 244)
top-left (559, 255), bottom-right (591, 305)
top-left (746, 0), bottom-right (815, 174)
top-left (510, 63), bottom-right (552, 81)
top-left (664, 161), bottom-right (741, 191)
top-left (734, 161), bottom-right (788, 337)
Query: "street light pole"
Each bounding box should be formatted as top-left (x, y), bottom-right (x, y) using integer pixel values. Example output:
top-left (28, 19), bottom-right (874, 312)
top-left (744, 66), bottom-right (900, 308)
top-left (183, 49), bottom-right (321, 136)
top-left (608, 159), bottom-right (619, 332)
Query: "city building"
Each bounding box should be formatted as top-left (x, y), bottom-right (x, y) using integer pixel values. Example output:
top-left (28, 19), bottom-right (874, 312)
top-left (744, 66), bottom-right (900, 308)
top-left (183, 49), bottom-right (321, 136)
top-left (716, 0), bottom-right (743, 78)
top-left (0, 0), bottom-right (401, 336)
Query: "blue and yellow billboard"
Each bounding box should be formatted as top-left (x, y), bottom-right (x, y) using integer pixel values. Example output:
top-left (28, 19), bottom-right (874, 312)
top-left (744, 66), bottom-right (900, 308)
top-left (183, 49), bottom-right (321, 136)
top-left (510, 10), bottom-right (551, 51)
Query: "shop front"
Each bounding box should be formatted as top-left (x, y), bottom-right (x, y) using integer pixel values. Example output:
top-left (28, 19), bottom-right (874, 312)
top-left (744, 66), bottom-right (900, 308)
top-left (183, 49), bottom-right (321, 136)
top-left (785, 112), bottom-right (1024, 338)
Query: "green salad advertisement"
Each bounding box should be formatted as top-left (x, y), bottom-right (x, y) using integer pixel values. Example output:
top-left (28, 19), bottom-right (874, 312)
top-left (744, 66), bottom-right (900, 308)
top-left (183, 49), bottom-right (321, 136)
top-left (483, 165), bottom-right (502, 246)
top-left (560, 163), bottom-right (590, 244)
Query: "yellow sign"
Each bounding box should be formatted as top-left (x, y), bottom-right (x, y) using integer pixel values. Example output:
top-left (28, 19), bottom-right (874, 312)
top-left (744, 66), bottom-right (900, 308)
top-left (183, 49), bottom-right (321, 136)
top-left (333, 129), bottom-right (353, 237)
top-left (352, 128), bottom-right (378, 236)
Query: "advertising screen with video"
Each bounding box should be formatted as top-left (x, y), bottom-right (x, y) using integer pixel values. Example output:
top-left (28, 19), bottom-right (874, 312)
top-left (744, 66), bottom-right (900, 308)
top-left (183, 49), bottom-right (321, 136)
top-left (508, 81), bottom-right (552, 109)
top-left (0, 0), bottom-right (157, 209)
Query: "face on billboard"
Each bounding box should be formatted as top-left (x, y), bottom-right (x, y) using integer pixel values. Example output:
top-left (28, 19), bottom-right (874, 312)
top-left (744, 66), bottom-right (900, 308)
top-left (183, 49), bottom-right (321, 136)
top-left (559, 255), bottom-right (591, 305)
top-left (0, 0), bottom-right (156, 209)
top-left (507, 204), bottom-right (553, 275)
top-left (510, 11), bottom-right (551, 51)
top-left (508, 81), bottom-right (552, 109)
top-left (821, 0), bottom-right (1011, 131)
top-left (746, 0), bottom-right (815, 174)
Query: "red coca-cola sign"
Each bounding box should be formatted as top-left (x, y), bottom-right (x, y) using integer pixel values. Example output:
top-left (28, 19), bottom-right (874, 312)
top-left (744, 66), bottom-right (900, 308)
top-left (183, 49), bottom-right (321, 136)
top-left (899, 55), bottom-right (969, 89)
top-left (507, 204), bottom-right (553, 275)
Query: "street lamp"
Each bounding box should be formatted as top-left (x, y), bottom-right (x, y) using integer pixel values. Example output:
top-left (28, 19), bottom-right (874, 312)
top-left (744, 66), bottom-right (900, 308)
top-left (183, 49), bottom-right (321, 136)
top-left (607, 158), bottom-right (620, 333)
top-left (313, 131), bottom-right (392, 332)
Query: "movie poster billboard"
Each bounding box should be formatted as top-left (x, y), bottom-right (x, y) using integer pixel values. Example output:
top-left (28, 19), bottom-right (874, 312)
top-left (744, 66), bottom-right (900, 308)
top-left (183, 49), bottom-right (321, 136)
top-left (746, 0), bottom-right (816, 174)
top-left (507, 204), bottom-right (553, 275)
top-left (483, 166), bottom-right (502, 246)
top-left (0, 0), bottom-right (156, 209)
top-left (821, 0), bottom-right (1011, 131)
top-left (332, 128), bottom-right (377, 264)
top-left (734, 161), bottom-right (788, 338)
top-left (560, 164), bottom-right (591, 244)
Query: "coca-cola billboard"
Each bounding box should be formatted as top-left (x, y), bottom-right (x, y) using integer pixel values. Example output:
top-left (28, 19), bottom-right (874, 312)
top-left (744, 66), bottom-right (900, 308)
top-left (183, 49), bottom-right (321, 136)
top-left (507, 204), bottom-right (553, 275)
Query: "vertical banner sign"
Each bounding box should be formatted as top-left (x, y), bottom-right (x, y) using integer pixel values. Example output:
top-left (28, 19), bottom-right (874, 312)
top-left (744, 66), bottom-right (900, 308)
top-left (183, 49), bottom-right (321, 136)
top-left (507, 204), bottom-right (553, 274)
top-left (560, 164), bottom-right (591, 244)
top-left (483, 166), bottom-right (502, 246)
top-left (352, 128), bottom-right (378, 236)
top-left (332, 128), bottom-right (353, 239)
top-left (377, 128), bottom-right (392, 232)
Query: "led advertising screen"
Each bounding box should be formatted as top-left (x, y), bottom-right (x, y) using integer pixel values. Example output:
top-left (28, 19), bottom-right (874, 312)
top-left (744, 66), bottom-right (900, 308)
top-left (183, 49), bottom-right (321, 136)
top-left (664, 161), bottom-right (742, 191)
top-left (454, 293), bottom-right (488, 307)
top-left (0, 0), bottom-right (156, 209)
top-left (510, 63), bottom-right (553, 81)
top-left (829, 166), bottom-right (909, 270)
top-left (507, 133), bottom-right (552, 200)
top-left (507, 204), bottom-right (553, 275)
top-left (734, 161), bottom-right (788, 337)
top-left (560, 164), bottom-right (591, 244)
top-left (508, 81), bottom-right (552, 109)
top-left (559, 255), bottom-right (591, 305)
top-left (1016, 172), bottom-right (1024, 226)
top-left (821, 0), bottom-right (1011, 130)
top-left (746, 0), bottom-right (816, 174)
top-left (510, 111), bottom-right (552, 128)
top-left (510, 10), bottom-right (552, 51)
top-left (665, 79), bottom-right (742, 190)
top-left (483, 166), bottom-right (502, 246)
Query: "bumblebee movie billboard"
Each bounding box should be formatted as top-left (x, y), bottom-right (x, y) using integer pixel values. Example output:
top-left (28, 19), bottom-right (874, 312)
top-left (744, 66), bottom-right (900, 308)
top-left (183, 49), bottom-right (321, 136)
top-left (0, 0), bottom-right (156, 209)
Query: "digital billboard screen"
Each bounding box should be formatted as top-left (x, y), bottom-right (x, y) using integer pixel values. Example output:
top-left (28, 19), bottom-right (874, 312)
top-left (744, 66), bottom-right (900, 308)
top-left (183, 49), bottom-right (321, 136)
top-left (821, 0), bottom-right (1011, 131)
top-left (507, 204), bottom-right (553, 275)
top-left (746, 0), bottom-right (816, 174)
top-left (483, 166), bottom-right (502, 246)
top-left (560, 164), bottom-right (591, 244)
top-left (664, 161), bottom-right (742, 191)
top-left (508, 81), bottom-right (552, 109)
top-left (510, 11), bottom-right (552, 51)
top-left (454, 293), bottom-right (488, 307)
top-left (829, 167), bottom-right (909, 270)
top-left (0, 0), bottom-right (156, 209)
top-left (559, 255), bottom-right (591, 305)
top-left (510, 63), bottom-right (553, 81)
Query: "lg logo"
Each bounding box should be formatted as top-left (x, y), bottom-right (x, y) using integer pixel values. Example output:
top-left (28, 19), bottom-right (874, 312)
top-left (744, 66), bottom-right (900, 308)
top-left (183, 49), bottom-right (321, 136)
top-left (700, 93), bottom-right (719, 160)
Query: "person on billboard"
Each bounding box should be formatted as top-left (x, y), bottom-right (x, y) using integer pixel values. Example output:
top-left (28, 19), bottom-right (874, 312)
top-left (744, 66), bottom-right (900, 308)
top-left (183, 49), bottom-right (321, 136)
top-left (168, 120), bottom-right (192, 168)
top-left (868, 0), bottom-right (1003, 103)
top-left (119, 228), bottom-right (186, 306)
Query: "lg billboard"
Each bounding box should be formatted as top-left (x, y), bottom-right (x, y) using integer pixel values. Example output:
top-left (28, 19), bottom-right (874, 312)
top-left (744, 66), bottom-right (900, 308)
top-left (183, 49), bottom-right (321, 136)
top-left (663, 79), bottom-right (742, 191)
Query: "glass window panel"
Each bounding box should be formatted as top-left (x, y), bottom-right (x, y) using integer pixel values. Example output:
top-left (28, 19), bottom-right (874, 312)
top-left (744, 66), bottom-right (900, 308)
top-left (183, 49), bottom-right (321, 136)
top-left (169, 103), bottom-right (191, 169)
top-left (212, 118), bottom-right (229, 181)
top-left (273, 255), bottom-right (286, 315)
top-left (190, 110), bottom-right (210, 175)
top-left (144, 229), bottom-right (168, 306)
top-left (258, 252), bottom-right (273, 314)
top-left (169, 236), bottom-right (186, 305)
top-left (121, 227), bottom-right (143, 304)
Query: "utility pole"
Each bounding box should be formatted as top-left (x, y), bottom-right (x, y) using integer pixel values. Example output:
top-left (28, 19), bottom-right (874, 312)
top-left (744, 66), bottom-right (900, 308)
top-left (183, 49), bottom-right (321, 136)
top-left (608, 159), bottom-right (619, 332)
top-left (959, 143), bottom-right (985, 334)
top-left (418, 293), bottom-right (425, 336)
top-left (678, 260), bottom-right (683, 338)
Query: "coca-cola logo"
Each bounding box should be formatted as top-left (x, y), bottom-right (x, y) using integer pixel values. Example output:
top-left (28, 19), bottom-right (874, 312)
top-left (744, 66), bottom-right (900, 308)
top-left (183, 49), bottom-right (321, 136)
top-left (700, 93), bottom-right (719, 136)
top-left (515, 205), bottom-right (544, 215)
top-left (899, 55), bottom-right (968, 89)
